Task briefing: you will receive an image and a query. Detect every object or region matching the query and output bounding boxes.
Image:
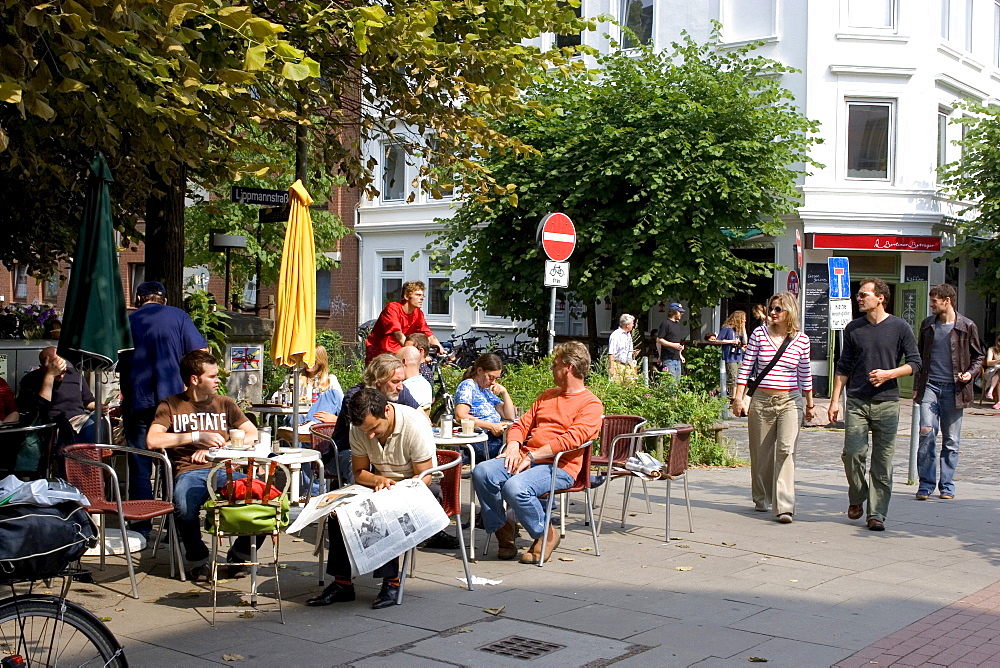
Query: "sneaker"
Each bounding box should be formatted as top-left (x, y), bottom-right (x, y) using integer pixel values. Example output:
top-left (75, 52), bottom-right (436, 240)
top-left (777, 513), bottom-right (793, 524)
top-left (422, 531), bottom-right (461, 550)
top-left (186, 564), bottom-right (211, 583)
top-left (940, 493), bottom-right (955, 500)
top-left (915, 492), bottom-right (930, 501)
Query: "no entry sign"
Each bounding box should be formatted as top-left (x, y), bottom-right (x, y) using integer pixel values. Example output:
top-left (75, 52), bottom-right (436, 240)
top-left (537, 213), bottom-right (576, 262)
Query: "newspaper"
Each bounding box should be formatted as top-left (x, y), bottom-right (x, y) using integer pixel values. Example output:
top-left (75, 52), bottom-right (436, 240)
top-left (285, 480), bottom-right (449, 577)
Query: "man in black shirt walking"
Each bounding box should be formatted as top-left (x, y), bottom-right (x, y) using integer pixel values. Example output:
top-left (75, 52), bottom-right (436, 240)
top-left (827, 278), bottom-right (921, 531)
top-left (657, 303), bottom-right (687, 378)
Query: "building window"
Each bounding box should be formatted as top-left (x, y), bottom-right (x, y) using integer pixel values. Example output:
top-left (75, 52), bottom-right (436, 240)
top-left (382, 143), bottom-right (406, 201)
top-left (243, 275), bottom-right (258, 310)
top-left (556, 1), bottom-right (582, 49)
top-left (43, 274), bottom-right (59, 302)
top-left (942, 0), bottom-right (951, 38)
top-left (129, 263), bottom-right (145, 305)
top-left (316, 269), bottom-right (330, 314)
top-left (966, 0), bottom-right (974, 51)
top-left (380, 255), bottom-right (403, 306)
top-left (937, 110), bottom-right (949, 179)
top-left (721, 0), bottom-right (775, 42)
top-left (620, 0), bottom-right (653, 48)
top-left (846, 0), bottom-right (896, 30)
top-left (846, 101), bottom-right (893, 180)
top-left (13, 266), bottom-right (28, 301)
top-left (427, 254), bottom-right (450, 317)
top-left (428, 139), bottom-right (454, 200)
top-left (995, 1), bottom-right (1000, 66)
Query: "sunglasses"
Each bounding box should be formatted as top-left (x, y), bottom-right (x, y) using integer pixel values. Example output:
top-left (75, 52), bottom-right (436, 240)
top-left (768, 306), bottom-right (784, 314)
top-left (856, 291), bottom-right (876, 299)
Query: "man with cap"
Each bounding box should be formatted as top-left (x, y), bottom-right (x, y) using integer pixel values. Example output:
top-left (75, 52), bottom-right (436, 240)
top-left (657, 303), bottom-right (688, 378)
top-left (119, 281), bottom-right (208, 538)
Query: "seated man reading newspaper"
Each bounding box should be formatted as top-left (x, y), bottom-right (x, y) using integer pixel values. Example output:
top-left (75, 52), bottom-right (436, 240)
top-left (306, 387), bottom-right (455, 610)
top-left (472, 341), bottom-right (604, 565)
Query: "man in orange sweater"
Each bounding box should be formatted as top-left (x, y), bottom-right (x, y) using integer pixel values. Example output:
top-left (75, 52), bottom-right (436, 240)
top-left (472, 341), bottom-right (603, 564)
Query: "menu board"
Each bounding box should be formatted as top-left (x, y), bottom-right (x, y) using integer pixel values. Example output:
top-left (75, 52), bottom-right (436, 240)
top-left (804, 262), bottom-right (829, 361)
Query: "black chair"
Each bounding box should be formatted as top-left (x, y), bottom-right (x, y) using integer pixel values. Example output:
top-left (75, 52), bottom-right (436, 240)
top-left (0, 422), bottom-right (58, 479)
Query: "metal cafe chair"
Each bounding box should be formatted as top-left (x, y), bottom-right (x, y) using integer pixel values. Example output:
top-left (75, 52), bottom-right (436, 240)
top-left (596, 425), bottom-right (695, 541)
top-left (396, 449), bottom-right (474, 604)
top-left (483, 441), bottom-right (601, 567)
top-left (63, 443), bottom-right (183, 599)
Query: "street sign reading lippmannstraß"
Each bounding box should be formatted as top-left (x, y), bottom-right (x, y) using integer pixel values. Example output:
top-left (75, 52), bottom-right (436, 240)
top-left (231, 186), bottom-right (289, 206)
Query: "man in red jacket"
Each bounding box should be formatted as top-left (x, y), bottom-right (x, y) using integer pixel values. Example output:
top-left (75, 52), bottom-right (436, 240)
top-left (365, 281), bottom-right (441, 362)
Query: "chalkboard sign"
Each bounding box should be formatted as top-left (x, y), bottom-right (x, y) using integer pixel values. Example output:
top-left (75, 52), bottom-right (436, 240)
top-left (804, 262), bottom-right (829, 360)
top-left (904, 265), bottom-right (929, 283)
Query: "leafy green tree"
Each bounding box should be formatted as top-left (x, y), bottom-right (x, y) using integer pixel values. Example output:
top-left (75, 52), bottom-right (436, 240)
top-left (1, 0), bottom-right (595, 298)
top-left (939, 104), bottom-right (1000, 300)
top-left (434, 27), bottom-right (821, 339)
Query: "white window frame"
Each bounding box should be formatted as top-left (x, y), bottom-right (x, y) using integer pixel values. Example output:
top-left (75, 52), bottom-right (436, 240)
top-left (942, 0), bottom-right (951, 39)
top-left (618, 0), bottom-right (654, 49)
top-left (845, 99), bottom-right (895, 182)
top-left (13, 266), bottom-right (28, 301)
top-left (377, 252), bottom-right (404, 311)
top-left (555, 0), bottom-right (583, 50)
top-left (380, 141), bottom-right (410, 203)
top-left (425, 253), bottom-right (451, 319)
top-left (995, 0), bottom-right (1000, 67)
top-left (842, 0), bottom-right (898, 33)
top-left (937, 109), bottom-right (950, 178)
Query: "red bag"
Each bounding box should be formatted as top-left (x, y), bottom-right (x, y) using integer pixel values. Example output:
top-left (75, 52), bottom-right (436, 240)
top-left (221, 478), bottom-right (280, 502)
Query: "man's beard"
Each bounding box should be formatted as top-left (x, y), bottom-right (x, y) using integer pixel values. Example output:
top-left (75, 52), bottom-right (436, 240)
top-left (383, 387), bottom-right (399, 400)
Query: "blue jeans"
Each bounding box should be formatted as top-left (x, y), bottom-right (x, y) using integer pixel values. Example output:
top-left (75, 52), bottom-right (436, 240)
top-left (918, 382), bottom-right (963, 496)
top-left (123, 408), bottom-right (156, 533)
top-left (472, 458), bottom-right (574, 539)
top-left (661, 359), bottom-right (682, 378)
top-left (173, 468), bottom-right (255, 566)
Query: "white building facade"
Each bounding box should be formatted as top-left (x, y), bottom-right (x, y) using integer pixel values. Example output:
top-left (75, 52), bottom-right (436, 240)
top-left (355, 0), bottom-right (1000, 393)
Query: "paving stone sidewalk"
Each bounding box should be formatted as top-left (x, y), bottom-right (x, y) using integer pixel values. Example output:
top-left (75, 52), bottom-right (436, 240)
top-left (40, 431), bottom-right (1000, 668)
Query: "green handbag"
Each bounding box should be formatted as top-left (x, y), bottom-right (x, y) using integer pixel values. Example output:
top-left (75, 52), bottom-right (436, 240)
top-left (203, 496), bottom-right (290, 535)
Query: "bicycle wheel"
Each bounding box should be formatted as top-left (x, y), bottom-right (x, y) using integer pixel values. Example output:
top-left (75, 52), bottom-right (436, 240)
top-left (0, 595), bottom-right (127, 667)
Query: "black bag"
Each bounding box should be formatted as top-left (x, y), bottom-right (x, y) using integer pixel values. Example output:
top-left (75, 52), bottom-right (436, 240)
top-left (0, 502), bottom-right (98, 582)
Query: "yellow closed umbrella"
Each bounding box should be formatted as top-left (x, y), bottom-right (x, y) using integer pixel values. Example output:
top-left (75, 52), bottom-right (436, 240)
top-left (271, 180), bottom-right (316, 431)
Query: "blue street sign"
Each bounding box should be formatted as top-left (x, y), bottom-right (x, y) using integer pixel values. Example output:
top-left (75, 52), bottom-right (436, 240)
top-left (828, 257), bottom-right (851, 299)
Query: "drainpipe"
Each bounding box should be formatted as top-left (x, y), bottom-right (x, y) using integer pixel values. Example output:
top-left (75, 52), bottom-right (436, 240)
top-left (354, 203), bottom-right (364, 337)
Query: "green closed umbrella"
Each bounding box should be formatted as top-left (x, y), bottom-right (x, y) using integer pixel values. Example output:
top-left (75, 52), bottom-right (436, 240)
top-left (58, 153), bottom-right (133, 441)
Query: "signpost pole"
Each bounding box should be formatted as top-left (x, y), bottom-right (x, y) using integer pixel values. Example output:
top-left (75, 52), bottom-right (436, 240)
top-left (549, 287), bottom-right (556, 355)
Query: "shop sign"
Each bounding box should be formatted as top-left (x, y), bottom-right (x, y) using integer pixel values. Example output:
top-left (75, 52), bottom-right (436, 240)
top-left (809, 234), bottom-right (941, 252)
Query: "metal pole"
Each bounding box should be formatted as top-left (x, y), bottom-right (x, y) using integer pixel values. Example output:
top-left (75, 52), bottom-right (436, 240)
top-left (641, 357), bottom-right (649, 387)
top-left (548, 287), bottom-right (556, 355)
top-left (292, 366), bottom-right (301, 449)
top-left (908, 399), bottom-right (919, 484)
top-left (224, 247), bottom-right (232, 311)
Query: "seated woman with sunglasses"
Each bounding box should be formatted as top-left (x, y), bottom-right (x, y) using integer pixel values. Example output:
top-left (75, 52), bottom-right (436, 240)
top-left (730, 293), bottom-right (815, 524)
top-left (454, 353), bottom-right (517, 463)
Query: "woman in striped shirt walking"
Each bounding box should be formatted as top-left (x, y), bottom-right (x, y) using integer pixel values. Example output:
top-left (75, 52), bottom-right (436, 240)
top-left (730, 292), bottom-right (816, 523)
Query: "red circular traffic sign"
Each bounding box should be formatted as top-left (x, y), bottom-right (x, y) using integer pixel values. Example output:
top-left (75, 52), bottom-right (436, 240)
top-left (537, 213), bottom-right (576, 262)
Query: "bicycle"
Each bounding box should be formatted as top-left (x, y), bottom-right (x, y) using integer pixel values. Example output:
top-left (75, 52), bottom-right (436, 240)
top-left (0, 574), bottom-right (128, 667)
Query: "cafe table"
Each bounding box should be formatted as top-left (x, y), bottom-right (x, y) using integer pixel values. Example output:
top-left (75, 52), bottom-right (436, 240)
top-left (248, 404), bottom-right (311, 434)
top-left (433, 429), bottom-right (487, 560)
top-left (206, 446), bottom-right (325, 505)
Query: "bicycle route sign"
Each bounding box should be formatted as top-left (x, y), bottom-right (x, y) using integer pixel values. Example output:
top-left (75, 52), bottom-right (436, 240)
top-left (544, 260), bottom-right (570, 288)
top-left (537, 212), bottom-right (576, 262)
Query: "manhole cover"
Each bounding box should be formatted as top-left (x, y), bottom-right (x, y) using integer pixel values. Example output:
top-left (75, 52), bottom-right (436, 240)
top-left (478, 636), bottom-right (566, 660)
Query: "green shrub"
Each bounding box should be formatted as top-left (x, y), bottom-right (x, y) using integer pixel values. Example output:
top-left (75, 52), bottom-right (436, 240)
top-left (681, 344), bottom-right (722, 395)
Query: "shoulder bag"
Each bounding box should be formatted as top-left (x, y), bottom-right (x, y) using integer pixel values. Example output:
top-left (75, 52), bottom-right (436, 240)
top-left (736, 332), bottom-right (793, 416)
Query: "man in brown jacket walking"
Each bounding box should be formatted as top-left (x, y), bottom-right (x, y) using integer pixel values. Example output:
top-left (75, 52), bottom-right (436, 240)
top-left (914, 284), bottom-right (984, 501)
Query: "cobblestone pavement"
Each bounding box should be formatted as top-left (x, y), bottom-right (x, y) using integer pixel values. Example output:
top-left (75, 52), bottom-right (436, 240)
top-left (726, 401), bottom-right (1000, 486)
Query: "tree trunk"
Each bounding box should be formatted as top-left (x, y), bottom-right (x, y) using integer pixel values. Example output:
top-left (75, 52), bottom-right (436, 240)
top-left (144, 162), bottom-right (187, 307)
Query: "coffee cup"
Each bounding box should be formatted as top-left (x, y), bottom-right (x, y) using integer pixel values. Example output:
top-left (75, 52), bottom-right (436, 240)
top-left (460, 418), bottom-right (475, 436)
top-left (229, 429), bottom-right (246, 449)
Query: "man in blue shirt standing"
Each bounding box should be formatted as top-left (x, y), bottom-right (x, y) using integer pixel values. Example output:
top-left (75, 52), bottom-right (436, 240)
top-left (119, 281), bottom-right (208, 538)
